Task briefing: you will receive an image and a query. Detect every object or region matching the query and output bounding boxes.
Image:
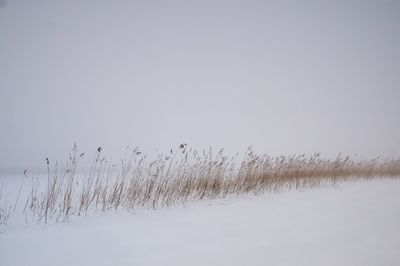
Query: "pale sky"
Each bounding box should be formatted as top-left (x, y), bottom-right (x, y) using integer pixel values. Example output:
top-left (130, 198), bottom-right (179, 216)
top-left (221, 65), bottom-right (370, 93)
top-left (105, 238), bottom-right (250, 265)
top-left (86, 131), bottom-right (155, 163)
top-left (1, 0), bottom-right (400, 172)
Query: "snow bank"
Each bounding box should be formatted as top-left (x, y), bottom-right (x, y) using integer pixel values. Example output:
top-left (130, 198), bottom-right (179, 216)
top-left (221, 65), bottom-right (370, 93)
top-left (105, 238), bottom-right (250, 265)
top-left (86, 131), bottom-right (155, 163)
top-left (1, 179), bottom-right (400, 266)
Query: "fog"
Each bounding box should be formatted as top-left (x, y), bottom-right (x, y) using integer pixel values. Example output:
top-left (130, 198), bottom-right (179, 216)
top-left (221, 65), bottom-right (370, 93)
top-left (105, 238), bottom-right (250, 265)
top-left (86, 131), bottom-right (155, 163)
top-left (1, 0), bottom-right (400, 172)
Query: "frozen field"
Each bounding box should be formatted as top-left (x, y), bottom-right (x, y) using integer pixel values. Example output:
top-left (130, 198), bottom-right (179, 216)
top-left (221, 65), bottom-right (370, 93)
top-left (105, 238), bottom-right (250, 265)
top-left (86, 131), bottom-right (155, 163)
top-left (1, 178), bottom-right (400, 266)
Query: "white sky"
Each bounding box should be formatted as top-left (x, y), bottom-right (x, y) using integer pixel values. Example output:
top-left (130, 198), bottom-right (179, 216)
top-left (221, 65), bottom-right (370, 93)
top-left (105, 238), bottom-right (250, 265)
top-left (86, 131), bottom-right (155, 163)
top-left (1, 0), bottom-right (400, 172)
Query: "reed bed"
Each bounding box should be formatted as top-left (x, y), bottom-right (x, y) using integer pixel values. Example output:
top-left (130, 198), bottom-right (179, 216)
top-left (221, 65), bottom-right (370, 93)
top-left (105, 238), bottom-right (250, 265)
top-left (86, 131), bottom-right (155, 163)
top-left (3, 144), bottom-right (400, 224)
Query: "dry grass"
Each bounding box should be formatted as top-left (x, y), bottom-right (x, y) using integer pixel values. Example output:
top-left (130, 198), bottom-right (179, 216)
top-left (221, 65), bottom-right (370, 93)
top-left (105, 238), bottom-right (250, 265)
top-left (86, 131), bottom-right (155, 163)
top-left (0, 185), bottom-right (11, 225)
top-left (4, 144), bottom-right (400, 224)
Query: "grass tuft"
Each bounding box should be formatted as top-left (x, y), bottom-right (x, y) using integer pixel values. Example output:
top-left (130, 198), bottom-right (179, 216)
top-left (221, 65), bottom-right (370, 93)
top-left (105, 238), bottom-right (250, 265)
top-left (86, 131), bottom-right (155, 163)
top-left (2, 145), bottom-right (400, 224)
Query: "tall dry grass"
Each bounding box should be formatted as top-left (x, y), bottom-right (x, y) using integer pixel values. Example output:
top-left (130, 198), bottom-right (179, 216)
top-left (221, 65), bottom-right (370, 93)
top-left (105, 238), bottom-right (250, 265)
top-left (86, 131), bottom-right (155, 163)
top-left (4, 144), bottom-right (400, 224)
top-left (0, 185), bottom-right (12, 225)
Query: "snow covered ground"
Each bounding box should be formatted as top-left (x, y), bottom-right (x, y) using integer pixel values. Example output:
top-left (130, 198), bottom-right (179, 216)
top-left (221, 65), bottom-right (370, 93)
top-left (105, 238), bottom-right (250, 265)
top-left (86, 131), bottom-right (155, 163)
top-left (1, 178), bottom-right (400, 266)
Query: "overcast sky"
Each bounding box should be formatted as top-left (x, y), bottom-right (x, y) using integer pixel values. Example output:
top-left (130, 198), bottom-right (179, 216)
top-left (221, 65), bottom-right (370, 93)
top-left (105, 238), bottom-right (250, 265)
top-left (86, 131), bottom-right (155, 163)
top-left (1, 0), bottom-right (400, 172)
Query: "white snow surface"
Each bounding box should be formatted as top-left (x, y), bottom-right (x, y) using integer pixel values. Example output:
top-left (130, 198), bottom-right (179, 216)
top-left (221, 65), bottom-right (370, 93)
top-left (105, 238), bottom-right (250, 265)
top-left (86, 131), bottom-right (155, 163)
top-left (1, 178), bottom-right (400, 266)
